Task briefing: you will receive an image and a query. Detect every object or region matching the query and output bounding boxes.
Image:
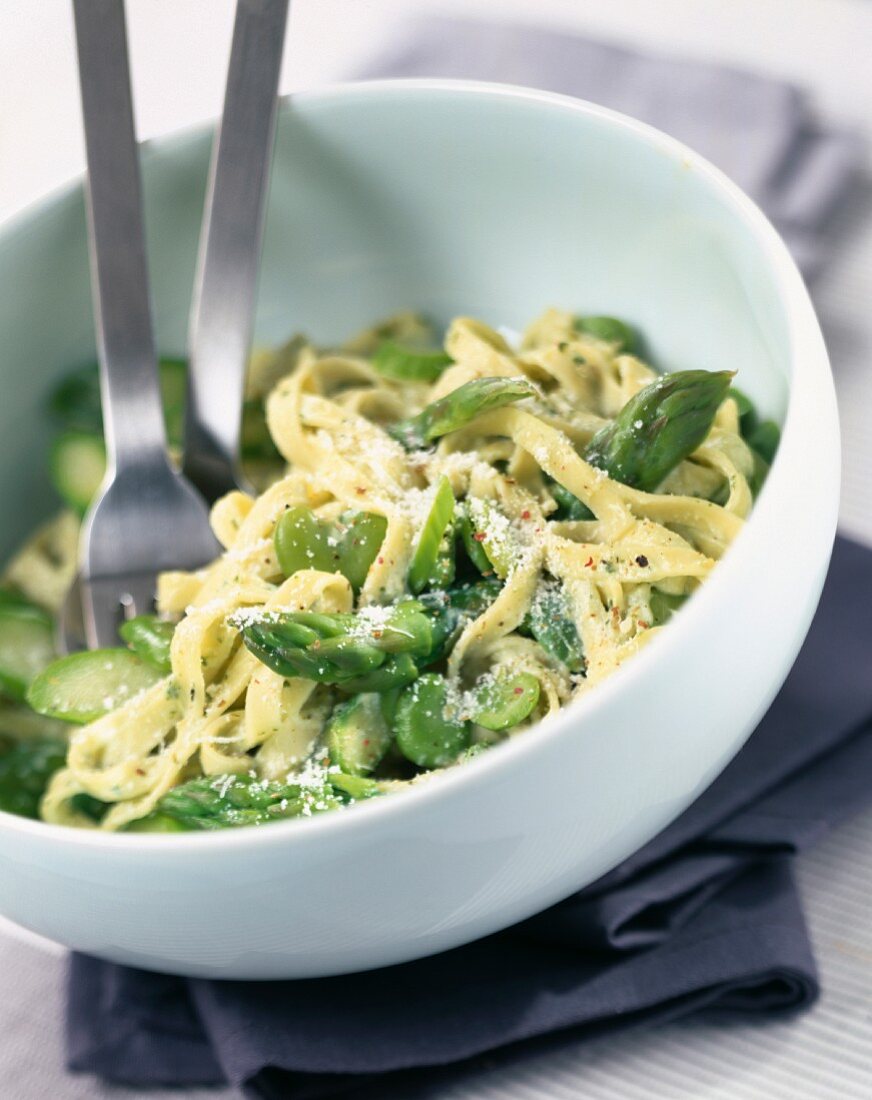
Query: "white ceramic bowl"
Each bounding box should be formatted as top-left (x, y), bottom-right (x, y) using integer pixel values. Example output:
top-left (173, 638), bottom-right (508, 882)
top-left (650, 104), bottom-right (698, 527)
top-left (0, 81), bottom-right (838, 979)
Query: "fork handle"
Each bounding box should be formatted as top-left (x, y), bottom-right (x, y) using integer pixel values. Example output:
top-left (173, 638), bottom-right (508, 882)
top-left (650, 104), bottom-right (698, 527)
top-left (183, 0), bottom-right (290, 502)
top-left (73, 0), bottom-right (169, 476)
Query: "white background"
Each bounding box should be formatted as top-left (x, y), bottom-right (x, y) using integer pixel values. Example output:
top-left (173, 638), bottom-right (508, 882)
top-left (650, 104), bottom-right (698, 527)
top-left (0, 2), bottom-right (870, 1097)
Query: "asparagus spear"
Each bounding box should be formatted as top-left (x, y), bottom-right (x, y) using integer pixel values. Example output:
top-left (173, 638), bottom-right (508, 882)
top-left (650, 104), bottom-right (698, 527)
top-left (372, 341), bottom-right (452, 383)
top-left (243, 580), bottom-right (502, 692)
top-left (126, 772), bottom-right (345, 831)
top-left (125, 769), bottom-right (393, 831)
top-left (575, 315), bottom-right (638, 353)
top-left (388, 377), bottom-right (536, 450)
top-left (583, 369), bottom-right (734, 493)
top-left (242, 602), bottom-right (438, 692)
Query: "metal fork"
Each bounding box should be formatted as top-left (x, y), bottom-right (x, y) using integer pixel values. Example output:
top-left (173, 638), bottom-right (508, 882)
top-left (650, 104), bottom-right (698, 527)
top-left (62, 0), bottom-right (219, 651)
top-left (183, 0), bottom-right (289, 502)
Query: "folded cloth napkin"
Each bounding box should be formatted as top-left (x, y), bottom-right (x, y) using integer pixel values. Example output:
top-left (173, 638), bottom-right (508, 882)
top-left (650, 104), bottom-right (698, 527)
top-left (67, 22), bottom-right (867, 1099)
top-left (356, 16), bottom-right (861, 280)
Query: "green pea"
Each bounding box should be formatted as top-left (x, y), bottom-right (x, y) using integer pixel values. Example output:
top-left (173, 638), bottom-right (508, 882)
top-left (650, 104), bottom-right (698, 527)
top-left (471, 672), bottom-right (540, 731)
top-left (335, 511), bottom-right (387, 591)
top-left (274, 507), bottom-right (387, 592)
top-left (274, 507), bottom-right (334, 576)
top-left (394, 673), bottom-right (471, 768)
top-left (119, 615), bottom-right (175, 673)
top-left (325, 693), bottom-right (393, 776)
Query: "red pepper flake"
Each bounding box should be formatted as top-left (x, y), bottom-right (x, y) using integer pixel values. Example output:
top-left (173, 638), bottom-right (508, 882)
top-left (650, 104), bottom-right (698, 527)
top-left (637, 620), bottom-right (650, 629)
top-left (635, 554), bottom-right (649, 567)
top-left (472, 531), bottom-right (487, 542)
top-left (135, 768), bottom-right (146, 776)
top-left (355, 487), bottom-right (366, 495)
top-left (513, 686), bottom-right (523, 695)
top-left (377, 556), bottom-right (385, 564)
top-left (584, 556), bottom-right (594, 568)
top-left (362, 739), bottom-right (370, 747)
top-left (372, 630), bottom-right (383, 639)
top-left (521, 510), bottom-right (531, 520)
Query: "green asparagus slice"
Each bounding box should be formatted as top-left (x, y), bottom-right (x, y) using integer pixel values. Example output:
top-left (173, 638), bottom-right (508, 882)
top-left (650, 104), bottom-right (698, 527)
top-left (393, 673), bottom-right (471, 768)
top-left (27, 649), bottom-right (163, 724)
top-left (49, 358), bottom-right (188, 444)
top-left (583, 369), bottom-right (734, 493)
top-left (325, 693), bottom-right (393, 776)
top-left (119, 615), bottom-right (175, 673)
top-left (125, 772), bottom-right (343, 831)
top-left (470, 672), bottom-right (540, 731)
top-left (408, 476), bottom-right (455, 594)
top-left (0, 739), bottom-right (66, 819)
top-left (388, 377), bottom-right (536, 450)
top-left (521, 582), bottom-right (585, 674)
top-left (0, 604), bottom-right (56, 702)
top-left (458, 506), bottom-right (496, 575)
top-left (49, 431), bottom-right (106, 514)
top-left (372, 341), bottom-right (452, 383)
top-left (575, 315), bottom-right (638, 353)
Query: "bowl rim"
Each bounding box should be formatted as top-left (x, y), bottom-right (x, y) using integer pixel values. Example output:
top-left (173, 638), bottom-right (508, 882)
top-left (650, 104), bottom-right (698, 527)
top-left (0, 76), bottom-right (837, 851)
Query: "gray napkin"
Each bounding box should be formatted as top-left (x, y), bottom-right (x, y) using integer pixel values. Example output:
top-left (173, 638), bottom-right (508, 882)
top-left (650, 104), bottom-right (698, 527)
top-left (357, 16), bottom-right (861, 278)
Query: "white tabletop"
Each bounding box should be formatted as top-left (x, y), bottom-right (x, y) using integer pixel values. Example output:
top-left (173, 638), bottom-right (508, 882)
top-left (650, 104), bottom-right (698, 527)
top-left (0, 2), bottom-right (870, 1098)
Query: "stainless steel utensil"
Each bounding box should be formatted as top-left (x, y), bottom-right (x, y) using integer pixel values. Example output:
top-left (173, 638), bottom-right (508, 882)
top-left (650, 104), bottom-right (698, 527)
top-left (183, 0), bottom-right (289, 502)
top-left (62, 0), bottom-right (218, 651)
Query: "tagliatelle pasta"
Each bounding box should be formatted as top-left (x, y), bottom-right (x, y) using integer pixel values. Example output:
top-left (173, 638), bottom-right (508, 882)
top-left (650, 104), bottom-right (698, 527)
top-left (11, 308), bottom-right (768, 832)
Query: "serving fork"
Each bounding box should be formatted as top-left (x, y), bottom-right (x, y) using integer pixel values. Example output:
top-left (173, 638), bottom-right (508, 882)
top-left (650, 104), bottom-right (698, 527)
top-left (61, 0), bottom-right (288, 652)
